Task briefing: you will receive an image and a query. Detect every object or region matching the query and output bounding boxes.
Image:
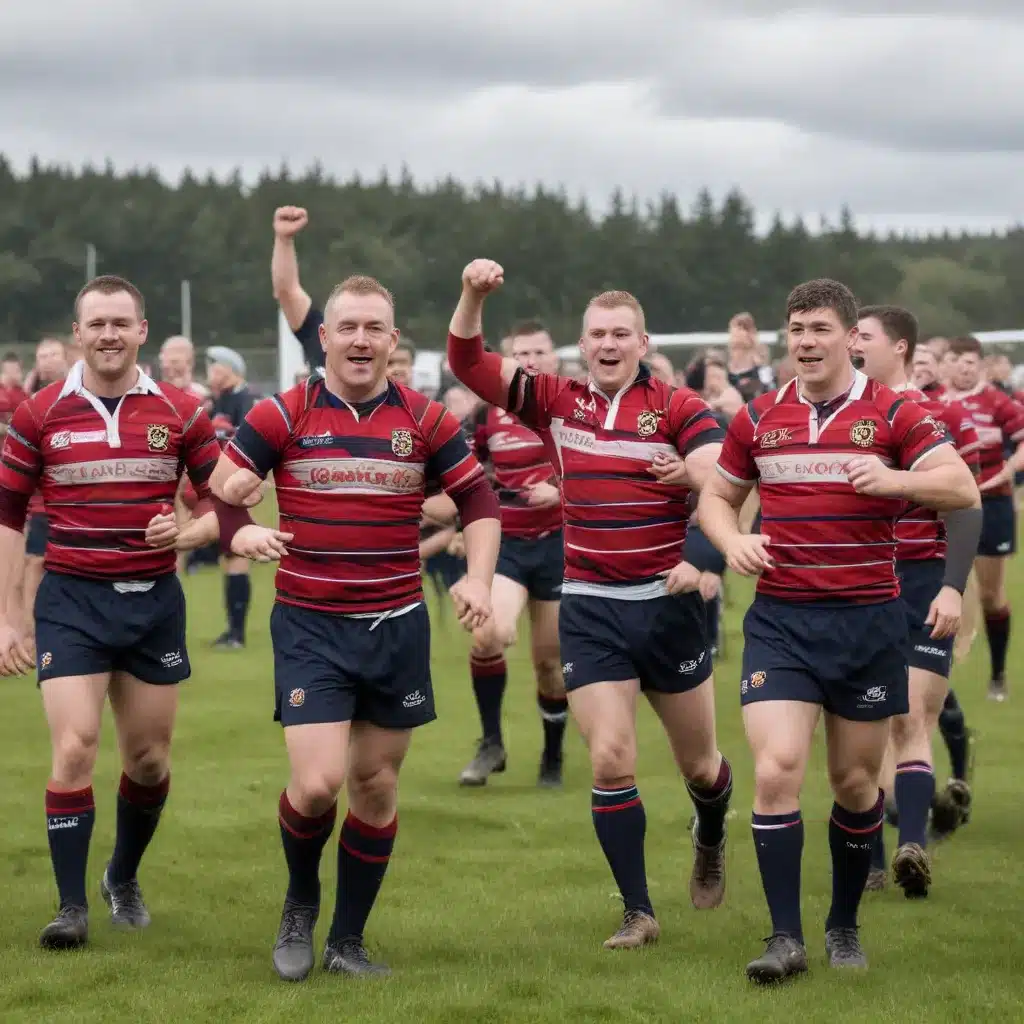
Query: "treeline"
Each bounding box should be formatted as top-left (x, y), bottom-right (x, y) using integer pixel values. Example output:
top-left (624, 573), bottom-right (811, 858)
top-left (1, 154), bottom-right (1022, 351)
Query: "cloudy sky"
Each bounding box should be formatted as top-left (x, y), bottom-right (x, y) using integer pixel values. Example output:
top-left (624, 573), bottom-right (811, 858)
top-left (2, 1), bottom-right (1020, 233)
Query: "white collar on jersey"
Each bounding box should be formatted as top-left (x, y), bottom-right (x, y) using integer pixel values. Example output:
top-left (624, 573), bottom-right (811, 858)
top-left (781, 367), bottom-right (869, 406)
top-left (59, 359), bottom-right (163, 400)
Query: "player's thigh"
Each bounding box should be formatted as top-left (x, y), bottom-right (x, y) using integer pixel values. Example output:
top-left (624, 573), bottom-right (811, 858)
top-left (567, 678), bottom-right (642, 779)
top-left (108, 670), bottom-right (180, 767)
top-left (646, 675), bottom-right (719, 778)
top-left (908, 666), bottom-right (949, 725)
top-left (558, 593), bottom-right (637, 696)
top-left (285, 722), bottom-right (351, 796)
top-left (40, 672), bottom-right (110, 783)
top-left (742, 699), bottom-right (820, 791)
top-left (527, 597), bottom-right (560, 666)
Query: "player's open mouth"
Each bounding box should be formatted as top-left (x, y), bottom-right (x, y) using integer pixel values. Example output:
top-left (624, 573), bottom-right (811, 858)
top-left (348, 356), bottom-right (371, 365)
top-left (850, 354), bottom-right (865, 369)
top-left (598, 357), bottom-right (620, 367)
top-left (798, 356), bottom-right (822, 365)
top-left (98, 347), bottom-right (123, 355)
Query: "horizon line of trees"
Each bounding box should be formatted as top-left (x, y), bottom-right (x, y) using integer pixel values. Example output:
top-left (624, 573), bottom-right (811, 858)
top-left (2, 154), bottom-right (1022, 352)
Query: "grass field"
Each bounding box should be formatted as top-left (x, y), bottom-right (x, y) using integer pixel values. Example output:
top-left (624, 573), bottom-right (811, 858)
top-left (2, 539), bottom-right (1023, 1023)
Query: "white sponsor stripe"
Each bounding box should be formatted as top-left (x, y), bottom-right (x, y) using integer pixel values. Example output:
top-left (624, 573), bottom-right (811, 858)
top-left (550, 421), bottom-right (676, 462)
top-left (281, 457), bottom-right (425, 494)
top-left (974, 426), bottom-right (1003, 444)
top-left (44, 457), bottom-right (178, 485)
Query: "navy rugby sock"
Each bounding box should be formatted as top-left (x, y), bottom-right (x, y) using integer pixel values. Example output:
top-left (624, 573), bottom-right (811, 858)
top-left (592, 785), bottom-right (653, 915)
top-left (938, 690), bottom-right (969, 781)
top-left (686, 756), bottom-right (733, 847)
top-left (108, 773), bottom-right (170, 885)
top-left (751, 810), bottom-right (804, 941)
top-left (984, 607), bottom-right (1010, 680)
top-left (330, 812), bottom-right (397, 943)
top-left (470, 653), bottom-right (506, 744)
top-left (46, 784), bottom-right (95, 909)
top-left (278, 791), bottom-right (336, 907)
top-left (894, 761), bottom-right (934, 849)
top-left (537, 693), bottom-right (568, 761)
top-left (826, 793), bottom-right (883, 932)
top-left (225, 573), bottom-right (251, 642)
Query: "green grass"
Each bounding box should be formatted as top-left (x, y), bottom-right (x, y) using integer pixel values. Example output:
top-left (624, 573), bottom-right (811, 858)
top-left (1, 547), bottom-right (1022, 1023)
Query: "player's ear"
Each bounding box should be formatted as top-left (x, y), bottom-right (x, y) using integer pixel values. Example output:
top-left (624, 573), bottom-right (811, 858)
top-left (318, 320), bottom-right (327, 353)
top-left (389, 330), bottom-right (399, 354)
top-left (138, 319), bottom-right (149, 343)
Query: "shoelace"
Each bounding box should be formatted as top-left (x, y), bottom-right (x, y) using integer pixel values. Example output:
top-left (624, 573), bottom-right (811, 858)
top-left (111, 879), bottom-right (144, 907)
top-left (279, 907), bottom-right (314, 944)
top-left (696, 844), bottom-right (724, 883)
top-left (339, 940), bottom-right (371, 965)
top-left (829, 928), bottom-right (861, 957)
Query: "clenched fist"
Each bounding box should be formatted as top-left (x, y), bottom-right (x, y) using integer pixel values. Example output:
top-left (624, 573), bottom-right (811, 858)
top-left (274, 206), bottom-right (308, 239)
top-left (462, 259), bottom-right (504, 296)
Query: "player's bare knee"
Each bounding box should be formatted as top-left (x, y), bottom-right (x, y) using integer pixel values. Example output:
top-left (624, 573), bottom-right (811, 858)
top-left (291, 776), bottom-right (343, 817)
top-left (888, 712), bottom-right (915, 750)
top-left (533, 656), bottom-right (563, 698)
top-left (52, 729), bottom-right (100, 787)
top-left (347, 764), bottom-right (399, 826)
top-left (470, 626), bottom-right (503, 660)
top-left (753, 752), bottom-right (804, 809)
top-left (679, 750), bottom-right (721, 789)
top-left (588, 733), bottom-right (636, 786)
top-left (828, 765), bottom-right (878, 809)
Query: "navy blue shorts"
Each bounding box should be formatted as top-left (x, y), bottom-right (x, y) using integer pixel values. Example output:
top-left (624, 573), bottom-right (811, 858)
top-left (978, 494), bottom-right (1016, 557)
top-left (897, 559), bottom-right (953, 679)
top-left (25, 514), bottom-right (48, 557)
top-left (35, 571), bottom-right (189, 685)
top-left (684, 525), bottom-right (726, 576)
top-left (495, 530), bottom-right (563, 601)
top-left (559, 591), bottom-right (712, 693)
top-left (425, 551), bottom-right (465, 591)
top-left (740, 595), bottom-right (909, 721)
top-left (270, 601), bottom-right (435, 730)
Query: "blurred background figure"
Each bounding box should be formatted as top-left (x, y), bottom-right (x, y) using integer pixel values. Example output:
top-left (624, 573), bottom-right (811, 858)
top-left (160, 335), bottom-right (210, 400)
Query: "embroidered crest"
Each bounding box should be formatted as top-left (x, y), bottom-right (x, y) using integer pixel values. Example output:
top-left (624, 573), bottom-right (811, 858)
top-left (750, 670), bottom-right (766, 688)
top-left (849, 419), bottom-right (876, 448)
top-left (391, 428), bottom-right (413, 457)
top-left (288, 688), bottom-right (305, 708)
top-left (636, 410), bottom-right (659, 438)
top-left (757, 427), bottom-right (791, 449)
top-left (146, 424), bottom-right (170, 452)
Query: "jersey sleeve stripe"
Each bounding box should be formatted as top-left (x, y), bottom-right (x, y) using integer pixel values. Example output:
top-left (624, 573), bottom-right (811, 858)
top-left (271, 395), bottom-right (292, 431)
top-left (716, 463), bottom-right (754, 486)
top-left (681, 426), bottom-right (726, 456)
top-left (7, 426), bottom-right (37, 452)
top-left (885, 397), bottom-right (905, 426)
top-left (908, 437), bottom-right (951, 471)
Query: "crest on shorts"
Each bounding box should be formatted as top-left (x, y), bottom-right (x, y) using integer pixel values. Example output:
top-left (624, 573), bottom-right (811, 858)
top-left (849, 419), bottom-right (876, 448)
top-left (288, 688), bottom-right (305, 708)
top-left (146, 424), bottom-right (170, 452)
top-left (391, 428), bottom-right (413, 457)
top-left (750, 670), bottom-right (766, 688)
top-left (636, 410), bottom-right (660, 438)
top-left (40, 652), bottom-right (52, 669)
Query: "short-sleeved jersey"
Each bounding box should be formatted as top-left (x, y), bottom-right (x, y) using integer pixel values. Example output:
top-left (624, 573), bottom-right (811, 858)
top-left (505, 362), bottom-right (724, 597)
top-left (0, 384), bottom-right (27, 427)
top-left (0, 361), bottom-right (220, 579)
top-left (473, 405), bottom-right (560, 539)
top-left (894, 384), bottom-right (980, 563)
top-left (225, 374), bottom-right (486, 615)
top-left (947, 382), bottom-right (1024, 496)
top-left (716, 371), bottom-right (950, 603)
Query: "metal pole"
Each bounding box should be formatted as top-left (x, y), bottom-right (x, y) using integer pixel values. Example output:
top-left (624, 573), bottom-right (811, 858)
top-left (85, 243), bottom-right (96, 281)
top-left (181, 280), bottom-right (191, 339)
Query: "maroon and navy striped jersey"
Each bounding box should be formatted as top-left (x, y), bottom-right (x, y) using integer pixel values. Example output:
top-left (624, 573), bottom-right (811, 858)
top-left (0, 362), bottom-right (220, 579)
top-left (225, 376), bottom-right (489, 615)
top-left (946, 382), bottom-right (1024, 496)
top-left (473, 405), bottom-right (561, 539)
top-left (717, 371), bottom-right (950, 604)
top-left (894, 384), bottom-right (980, 563)
top-left (503, 362), bottom-right (723, 596)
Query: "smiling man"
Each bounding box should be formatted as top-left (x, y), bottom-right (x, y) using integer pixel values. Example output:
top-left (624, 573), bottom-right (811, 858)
top-left (447, 259), bottom-right (733, 952)
top-left (212, 273), bottom-right (500, 982)
top-left (698, 279), bottom-right (979, 983)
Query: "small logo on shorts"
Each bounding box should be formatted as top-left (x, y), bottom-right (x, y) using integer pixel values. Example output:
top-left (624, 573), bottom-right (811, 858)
top-left (147, 424), bottom-right (171, 452)
top-left (288, 688), bottom-right (305, 708)
top-left (678, 651), bottom-right (706, 674)
top-left (636, 410), bottom-right (660, 438)
top-left (40, 651), bottom-right (52, 669)
top-left (740, 678), bottom-right (749, 696)
top-left (391, 429), bottom-right (413, 457)
top-left (997, 541), bottom-right (1011, 553)
top-left (562, 662), bottom-right (574, 675)
top-left (402, 689), bottom-right (426, 708)
top-left (859, 685), bottom-right (887, 705)
top-left (161, 651), bottom-right (183, 668)
top-left (915, 644), bottom-right (947, 657)
top-left (750, 670), bottom-right (766, 688)
top-left (849, 419), bottom-right (876, 448)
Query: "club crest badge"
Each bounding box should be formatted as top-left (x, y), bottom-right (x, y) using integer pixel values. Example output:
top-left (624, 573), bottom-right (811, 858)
top-left (146, 424), bottom-right (170, 452)
top-left (849, 419), bottom-right (876, 448)
top-left (391, 429), bottom-right (413, 457)
top-left (636, 410), bottom-right (660, 438)
top-left (757, 427), bottom-right (791, 449)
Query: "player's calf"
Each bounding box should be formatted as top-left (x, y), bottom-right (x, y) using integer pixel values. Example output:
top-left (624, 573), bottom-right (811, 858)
top-left (535, 655), bottom-right (567, 787)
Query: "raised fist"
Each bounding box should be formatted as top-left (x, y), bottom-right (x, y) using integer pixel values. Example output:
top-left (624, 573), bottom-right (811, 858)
top-left (273, 206), bottom-right (308, 238)
top-left (462, 259), bottom-right (504, 296)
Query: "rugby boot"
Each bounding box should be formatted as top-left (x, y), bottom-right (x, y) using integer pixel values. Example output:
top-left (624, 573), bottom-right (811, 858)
top-left (272, 899), bottom-right (318, 982)
top-left (987, 675), bottom-right (1007, 702)
top-left (745, 934), bottom-right (808, 984)
top-left (689, 820), bottom-right (726, 909)
top-left (825, 927), bottom-right (868, 968)
top-left (212, 630), bottom-right (244, 650)
top-left (537, 752), bottom-right (563, 788)
top-left (322, 938), bottom-right (391, 977)
top-left (39, 905), bottom-right (88, 950)
top-left (458, 737), bottom-right (507, 786)
top-left (101, 867), bottom-right (151, 929)
top-left (864, 868), bottom-right (887, 892)
top-left (892, 842), bottom-right (931, 899)
top-left (602, 909), bottom-right (660, 950)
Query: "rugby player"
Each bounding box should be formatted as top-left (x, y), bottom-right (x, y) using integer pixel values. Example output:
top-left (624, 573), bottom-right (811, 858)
top-left (0, 275), bottom-right (255, 950)
top-left (212, 274), bottom-right (500, 982)
top-left (458, 320), bottom-right (568, 788)
top-left (851, 306), bottom-right (981, 897)
top-left (448, 260), bottom-right (734, 951)
top-left (699, 279), bottom-right (978, 982)
top-left (946, 335), bottom-right (1024, 701)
